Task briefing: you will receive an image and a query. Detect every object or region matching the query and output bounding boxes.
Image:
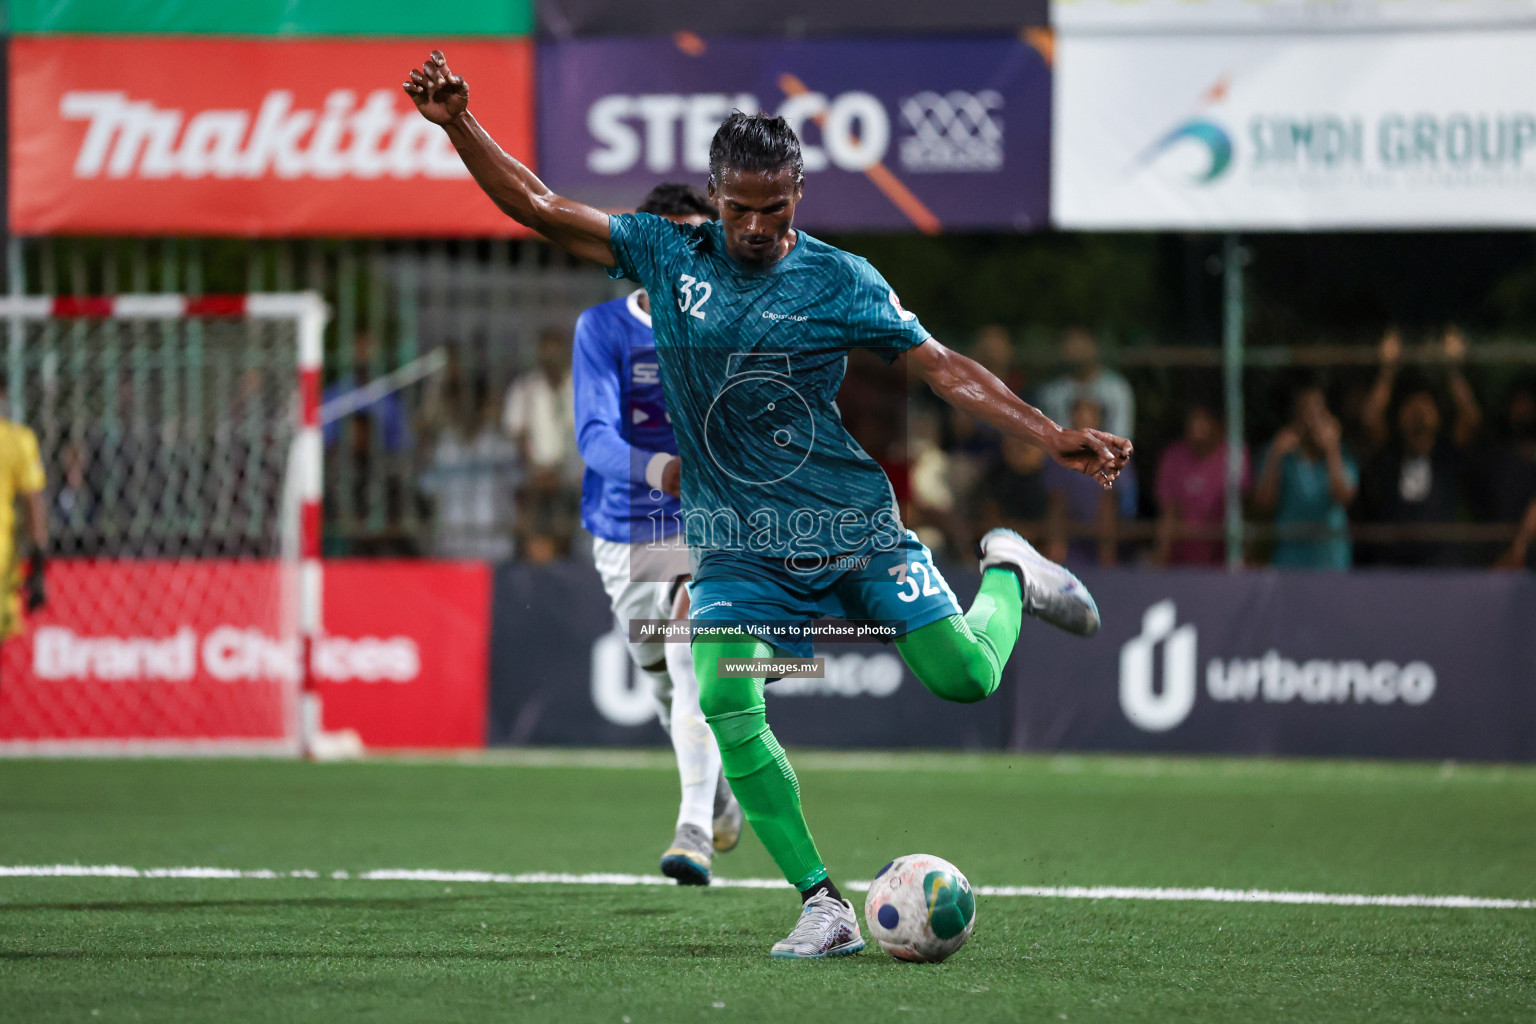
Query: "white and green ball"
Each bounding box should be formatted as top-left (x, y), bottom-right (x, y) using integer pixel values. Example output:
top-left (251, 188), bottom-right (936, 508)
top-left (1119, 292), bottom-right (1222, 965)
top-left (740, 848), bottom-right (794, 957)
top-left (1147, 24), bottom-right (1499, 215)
top-left (863, 853), bottom-right (976, 963)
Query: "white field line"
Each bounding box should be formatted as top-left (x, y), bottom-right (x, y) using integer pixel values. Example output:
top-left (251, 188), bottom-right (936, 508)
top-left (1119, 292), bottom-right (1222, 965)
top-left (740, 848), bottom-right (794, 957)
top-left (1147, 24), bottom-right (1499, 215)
top-left (0, 865), bottom-right (1532, 910)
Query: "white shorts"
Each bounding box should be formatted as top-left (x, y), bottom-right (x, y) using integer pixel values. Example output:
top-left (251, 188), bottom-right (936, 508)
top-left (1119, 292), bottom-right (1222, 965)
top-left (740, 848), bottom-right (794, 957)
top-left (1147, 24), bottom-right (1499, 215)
top-left (592, 535), bottom-right (693, 670)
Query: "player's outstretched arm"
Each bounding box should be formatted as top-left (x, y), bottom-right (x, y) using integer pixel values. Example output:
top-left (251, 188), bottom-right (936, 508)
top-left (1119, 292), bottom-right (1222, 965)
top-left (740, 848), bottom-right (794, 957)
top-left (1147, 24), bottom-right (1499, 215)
top-left (403, 50), bottom-right (616, 268)
top-left (905, 338), bottom-right (1133, 488)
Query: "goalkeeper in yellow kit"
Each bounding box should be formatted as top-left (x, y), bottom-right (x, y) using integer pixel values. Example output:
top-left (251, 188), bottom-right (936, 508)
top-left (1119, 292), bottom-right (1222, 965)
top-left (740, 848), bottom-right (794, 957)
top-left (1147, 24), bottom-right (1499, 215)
top-left (0, 384), bottom-right (48, 648)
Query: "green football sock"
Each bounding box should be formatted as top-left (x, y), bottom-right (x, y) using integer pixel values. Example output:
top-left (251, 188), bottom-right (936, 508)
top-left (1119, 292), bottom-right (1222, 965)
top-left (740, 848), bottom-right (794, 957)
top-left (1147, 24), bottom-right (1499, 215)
top-left (694, 632), bottom-right (828, 891)
top-left (896, 568), bottom-right (1024, 704)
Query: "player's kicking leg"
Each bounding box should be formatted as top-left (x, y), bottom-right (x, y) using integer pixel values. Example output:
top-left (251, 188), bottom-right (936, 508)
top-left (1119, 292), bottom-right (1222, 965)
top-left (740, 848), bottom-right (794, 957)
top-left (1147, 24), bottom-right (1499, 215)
top-left (890, 528), bottom-right (1099, 706)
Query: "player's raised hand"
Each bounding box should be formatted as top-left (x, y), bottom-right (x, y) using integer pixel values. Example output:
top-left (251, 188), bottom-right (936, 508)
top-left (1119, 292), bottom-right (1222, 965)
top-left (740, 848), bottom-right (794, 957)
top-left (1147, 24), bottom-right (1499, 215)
top-left (1051, 427), bottom-right (1133, 490)
top-left (404, 50), bottom-right (468, 125)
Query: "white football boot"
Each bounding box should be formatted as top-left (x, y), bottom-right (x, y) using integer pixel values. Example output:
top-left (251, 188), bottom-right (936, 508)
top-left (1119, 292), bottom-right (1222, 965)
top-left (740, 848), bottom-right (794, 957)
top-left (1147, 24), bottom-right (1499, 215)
top-left (770, 891), bottom-right (866, 959)
top-left (979, 528), bottom-right (1100, 637)
top-left (712, 770), bottom-right (743, 853)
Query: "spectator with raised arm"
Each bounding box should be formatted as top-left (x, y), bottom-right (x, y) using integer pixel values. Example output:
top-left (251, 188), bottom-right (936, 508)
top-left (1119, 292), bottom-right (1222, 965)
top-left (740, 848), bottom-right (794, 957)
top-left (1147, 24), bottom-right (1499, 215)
top-left (1357, 328), bottom-right (1481, 567)
top-left (1253, 382), bottom-right (1358, 570)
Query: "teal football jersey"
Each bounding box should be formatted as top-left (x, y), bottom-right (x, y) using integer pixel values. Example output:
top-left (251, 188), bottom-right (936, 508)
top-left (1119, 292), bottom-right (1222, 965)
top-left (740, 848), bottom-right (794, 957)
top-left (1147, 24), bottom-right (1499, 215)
top-left (608, 213), bottom-right (931, 564)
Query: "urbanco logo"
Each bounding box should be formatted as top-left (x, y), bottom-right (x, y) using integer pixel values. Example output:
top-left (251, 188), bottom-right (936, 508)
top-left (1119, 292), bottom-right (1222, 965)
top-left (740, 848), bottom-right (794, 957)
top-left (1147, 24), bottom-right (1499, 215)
top-left (1118, 600), bottom-right (1198, 732)
top-left (1117, 599), bottom-right (1441, 734)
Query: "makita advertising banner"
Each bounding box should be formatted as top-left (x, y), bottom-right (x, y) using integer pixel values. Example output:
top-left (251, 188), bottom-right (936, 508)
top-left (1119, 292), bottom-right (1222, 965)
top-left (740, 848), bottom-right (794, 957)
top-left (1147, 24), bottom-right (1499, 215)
top-left (0, 560), bottom-right (492, 750)
top-left (489, 563), bottom-right (1536, 760)
top-left (1053, 31), bottom-right (1536, 229)
top-left (9, 38), bottom-right (534, 236)
top-left (1015, 571), bottom-right (1536, 761)
top-left (536, 37), bottom-right (1050, 232)
top-left (489, 562), bottom-right (1008, 749)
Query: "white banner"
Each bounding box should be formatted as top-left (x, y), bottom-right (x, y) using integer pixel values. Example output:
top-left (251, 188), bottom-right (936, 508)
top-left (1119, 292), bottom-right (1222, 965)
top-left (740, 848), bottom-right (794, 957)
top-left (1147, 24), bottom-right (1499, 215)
top-left (1053, 0), bottom-right (1536, 32)
top-left (1053, 31), bottom-right (1536, 229)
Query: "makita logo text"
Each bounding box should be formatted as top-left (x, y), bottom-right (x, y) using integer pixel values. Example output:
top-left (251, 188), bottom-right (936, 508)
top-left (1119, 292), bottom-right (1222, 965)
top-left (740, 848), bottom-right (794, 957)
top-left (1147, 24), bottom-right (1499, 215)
top-left (60, 89), bottom-right (469, 181)
top-left (33, 626), bottom-right (420, 684)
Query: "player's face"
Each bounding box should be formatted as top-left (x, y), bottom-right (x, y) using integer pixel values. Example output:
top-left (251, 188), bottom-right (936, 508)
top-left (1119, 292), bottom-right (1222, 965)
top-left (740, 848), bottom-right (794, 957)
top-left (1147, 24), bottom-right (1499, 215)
top-left (709, 168), bottom-right (801, 269)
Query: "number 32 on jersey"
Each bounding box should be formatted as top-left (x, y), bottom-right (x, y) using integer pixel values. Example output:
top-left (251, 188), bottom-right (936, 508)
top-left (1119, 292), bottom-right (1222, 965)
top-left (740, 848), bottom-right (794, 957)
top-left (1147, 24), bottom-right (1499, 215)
top-left (677, 274), bottom-right (712, 320)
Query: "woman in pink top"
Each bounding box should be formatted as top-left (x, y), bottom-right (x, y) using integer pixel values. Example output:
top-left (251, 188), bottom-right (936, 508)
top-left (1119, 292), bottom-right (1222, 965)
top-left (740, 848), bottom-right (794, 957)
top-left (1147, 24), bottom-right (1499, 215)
top-left (1154, 403), bottom-right (1249, 566)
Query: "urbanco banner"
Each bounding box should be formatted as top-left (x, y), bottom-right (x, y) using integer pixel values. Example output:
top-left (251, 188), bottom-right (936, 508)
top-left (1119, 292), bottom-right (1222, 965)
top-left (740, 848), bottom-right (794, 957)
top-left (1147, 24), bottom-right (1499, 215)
top-left (1053, 31), bottom-right (1536, 229)
top-left (537, 36), bottom-right (1050, 232)
top-left (488, 562), bottom-right (1009, 749)
top-left (1012, 570), bottom-right (1536, 761)
top-left (10, 38), bottom-right (534, 236)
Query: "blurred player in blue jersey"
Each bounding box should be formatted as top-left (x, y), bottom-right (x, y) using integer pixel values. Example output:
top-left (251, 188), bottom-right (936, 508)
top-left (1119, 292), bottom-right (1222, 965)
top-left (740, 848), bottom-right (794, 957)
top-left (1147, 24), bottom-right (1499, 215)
top-left (573, 181), bottom-right (742, 885)
top-left (408, 51), bottom-right (1132, 958)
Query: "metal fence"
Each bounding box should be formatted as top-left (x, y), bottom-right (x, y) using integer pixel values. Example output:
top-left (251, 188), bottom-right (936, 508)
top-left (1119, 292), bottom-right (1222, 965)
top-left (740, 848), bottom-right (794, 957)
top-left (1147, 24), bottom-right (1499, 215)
top-left (5, 237), bottom-right (623, 555)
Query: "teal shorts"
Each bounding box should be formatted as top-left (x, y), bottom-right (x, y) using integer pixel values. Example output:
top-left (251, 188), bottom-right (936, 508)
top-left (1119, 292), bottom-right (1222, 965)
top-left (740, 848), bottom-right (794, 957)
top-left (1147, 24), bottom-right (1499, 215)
top-left (687, 531), bottom-right (963, 658)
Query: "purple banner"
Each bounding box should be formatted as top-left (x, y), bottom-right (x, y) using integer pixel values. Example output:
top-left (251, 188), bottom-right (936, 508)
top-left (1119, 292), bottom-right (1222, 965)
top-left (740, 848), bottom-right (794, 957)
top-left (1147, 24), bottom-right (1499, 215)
top-left (536, 36), bottom-right (1050, 232)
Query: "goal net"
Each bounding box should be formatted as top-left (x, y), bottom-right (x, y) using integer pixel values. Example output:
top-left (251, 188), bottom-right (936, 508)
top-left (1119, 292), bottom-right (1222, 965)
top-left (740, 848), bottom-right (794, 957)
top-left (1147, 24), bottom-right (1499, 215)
top-left (0, 294), bottom-right (324, 755)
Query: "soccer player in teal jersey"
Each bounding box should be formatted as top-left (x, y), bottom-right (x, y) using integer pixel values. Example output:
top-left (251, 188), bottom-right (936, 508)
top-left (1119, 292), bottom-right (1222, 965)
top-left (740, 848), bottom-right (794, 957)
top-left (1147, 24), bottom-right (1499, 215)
top-left (407, 50), bottom-right (1133, 958)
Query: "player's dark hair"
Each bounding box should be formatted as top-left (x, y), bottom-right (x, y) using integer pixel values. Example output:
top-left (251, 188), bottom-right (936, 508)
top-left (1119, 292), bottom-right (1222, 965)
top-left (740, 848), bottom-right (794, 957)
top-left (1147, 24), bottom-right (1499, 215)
top-left (637, 182), bottom-right (718, 220)
top-left (708, 111), bottom-right (804, 189)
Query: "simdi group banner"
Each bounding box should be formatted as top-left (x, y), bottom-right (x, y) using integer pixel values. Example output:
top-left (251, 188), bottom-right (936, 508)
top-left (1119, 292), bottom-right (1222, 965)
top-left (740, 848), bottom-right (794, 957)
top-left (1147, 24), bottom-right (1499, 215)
top-left (1053, 31), bottom-right (1536, 229)
top-left (9, 37), bottom-right (534, 236)
top-left (537, 36), bottom-right (1051, 232)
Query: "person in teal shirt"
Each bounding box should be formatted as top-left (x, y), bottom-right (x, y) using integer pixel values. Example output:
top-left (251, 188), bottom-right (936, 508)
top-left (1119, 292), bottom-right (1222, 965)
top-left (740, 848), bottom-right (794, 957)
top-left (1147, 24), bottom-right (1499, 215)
top-left (405, 50), bottom-right (1133, 959)
top-left (1254, 383), bottom-right (1358, 569)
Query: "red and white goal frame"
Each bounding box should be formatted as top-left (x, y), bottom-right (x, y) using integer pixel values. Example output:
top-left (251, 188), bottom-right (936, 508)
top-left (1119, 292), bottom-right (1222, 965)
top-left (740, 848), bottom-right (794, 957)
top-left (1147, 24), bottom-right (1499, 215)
top-left (0, 293), bottom-right (325, 756)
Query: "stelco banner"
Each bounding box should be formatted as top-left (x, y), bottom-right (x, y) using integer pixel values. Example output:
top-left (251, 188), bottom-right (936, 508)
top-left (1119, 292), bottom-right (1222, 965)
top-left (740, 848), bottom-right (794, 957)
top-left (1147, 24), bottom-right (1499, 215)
top-left (1053, 31), bottom-right (1536, 229)
top-left (9, 38), bottom-right (534, 236)
top-left (537, 37), bottom-right (1051, 232)
top-left (0, 560), bottom-right (492, 750)
top-left (489, 563), bottom-right (1536, 760)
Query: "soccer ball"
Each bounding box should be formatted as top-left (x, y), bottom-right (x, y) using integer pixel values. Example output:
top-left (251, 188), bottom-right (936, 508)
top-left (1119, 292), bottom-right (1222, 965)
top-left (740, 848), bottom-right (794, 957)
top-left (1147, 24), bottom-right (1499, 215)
top-left (863, 853), bottom-right (976, 963)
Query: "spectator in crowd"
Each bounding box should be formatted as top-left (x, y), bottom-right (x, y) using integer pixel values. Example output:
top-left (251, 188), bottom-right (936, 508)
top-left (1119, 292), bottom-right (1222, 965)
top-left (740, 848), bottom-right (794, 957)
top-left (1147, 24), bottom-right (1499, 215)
top-left (1495, 497), bottom-right (1536, 570)
top-left (1473, 381), bottom-right (1536, 527)
top-left (1356, 328), bottom-right (1481, 567)
top-left (1253, 382), bottom-right (1358, 569)
top-left (1036, 328), bottom-right (1135, 441)
top-left (421, 377), bottom-right (517, 561)
top-left (321, 331), bottom-right (412, 455)
top-left (905, 405), bottom-right (968, 558)
top-left (1153, 400), bottom-right (1249, 567)
top-left (504, 329), bottom-right (580, 562)
top-left (975, 433), bottom-right (1049, 550)
top-left (1043, 399), bottom-right (1137, 567)
top-left (971, 324), bottom-right (1027, 397)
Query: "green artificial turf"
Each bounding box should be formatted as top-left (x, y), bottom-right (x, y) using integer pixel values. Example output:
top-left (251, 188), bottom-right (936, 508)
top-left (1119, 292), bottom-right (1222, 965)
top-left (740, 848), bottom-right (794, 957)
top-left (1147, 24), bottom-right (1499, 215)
top-left (1, 752), bottom-right (1533, 1022)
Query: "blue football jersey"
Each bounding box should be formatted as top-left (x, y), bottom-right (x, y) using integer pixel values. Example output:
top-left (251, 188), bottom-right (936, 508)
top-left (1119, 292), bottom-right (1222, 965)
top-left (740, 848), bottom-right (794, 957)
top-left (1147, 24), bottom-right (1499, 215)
top-left (607, 214), bottom-right (931, 562)
top-left (571, 291), bottom-right (682, 544)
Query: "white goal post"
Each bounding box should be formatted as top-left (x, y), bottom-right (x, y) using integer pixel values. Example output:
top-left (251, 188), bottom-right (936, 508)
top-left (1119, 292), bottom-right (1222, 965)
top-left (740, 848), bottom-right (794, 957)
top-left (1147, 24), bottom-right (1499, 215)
top-left (0, 293), bottom-right (325, 756)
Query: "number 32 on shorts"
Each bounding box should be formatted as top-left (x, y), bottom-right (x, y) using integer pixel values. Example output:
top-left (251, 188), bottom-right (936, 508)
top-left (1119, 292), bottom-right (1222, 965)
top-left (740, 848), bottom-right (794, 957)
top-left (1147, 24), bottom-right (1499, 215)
top-left (889, 560), bottom-right (942, 603)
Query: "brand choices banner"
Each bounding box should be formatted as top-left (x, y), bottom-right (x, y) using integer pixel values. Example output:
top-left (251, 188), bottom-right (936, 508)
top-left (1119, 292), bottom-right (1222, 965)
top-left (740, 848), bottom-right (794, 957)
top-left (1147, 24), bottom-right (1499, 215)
top-left (10, 38), bottom-right (534, 236)
top-left (0, 560), bottom-right (492, 749)
top-left (537, 37), bottom-right (1050, 232)
top-left (1014, 571), bottom-right (1536, 760)
top-left (1053, 31), bottom-right (1536, 229)
top-left (313, 561), bottom-right (491, 748)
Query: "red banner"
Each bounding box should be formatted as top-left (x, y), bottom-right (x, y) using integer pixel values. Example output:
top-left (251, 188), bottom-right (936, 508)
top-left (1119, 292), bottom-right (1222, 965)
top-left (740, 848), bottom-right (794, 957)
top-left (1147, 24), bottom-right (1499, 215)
top-left (315, 561), bottom-right (491, 749)
top-left (9, 37), bottom-right (533, 237)
top-left (0, 560), bottom-right (491, 750)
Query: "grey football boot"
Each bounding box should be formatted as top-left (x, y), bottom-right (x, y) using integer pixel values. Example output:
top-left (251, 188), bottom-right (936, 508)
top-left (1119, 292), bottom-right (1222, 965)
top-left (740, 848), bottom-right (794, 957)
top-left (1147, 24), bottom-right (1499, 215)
top-left (979, 528), bottom-right (1100, 637)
